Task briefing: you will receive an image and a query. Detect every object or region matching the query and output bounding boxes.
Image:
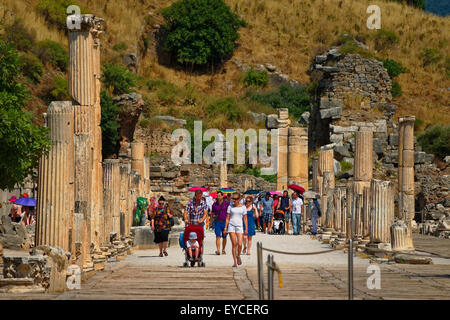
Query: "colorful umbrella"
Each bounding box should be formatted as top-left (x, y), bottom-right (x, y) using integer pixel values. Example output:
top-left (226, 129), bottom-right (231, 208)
top-left (14, 197), bottom-right (36, 207)
top-left (269, 191), bottom-right (282, 196)
top-left (288, 184), bottom-right (306, 194)
top-left (218, 188), bottom-right (235, 194)
top-left (188, 186), bottom-right (209, 192)
top-left (244, 190), bottom-right (260, 195)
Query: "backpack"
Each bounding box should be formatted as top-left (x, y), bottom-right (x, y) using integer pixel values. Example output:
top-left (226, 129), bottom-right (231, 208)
top-left (313, 199), bottom-right (322, 217)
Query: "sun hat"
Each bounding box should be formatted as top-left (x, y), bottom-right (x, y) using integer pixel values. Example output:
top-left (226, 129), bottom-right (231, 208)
top-left (189, 232), bottom-right (197, 240)
top-left (8, 196), bottom-right (17, 202)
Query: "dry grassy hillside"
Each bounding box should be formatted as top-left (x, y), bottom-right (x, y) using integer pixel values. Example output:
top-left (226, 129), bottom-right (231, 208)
top-left (1, 0), bottom-right (449, 128)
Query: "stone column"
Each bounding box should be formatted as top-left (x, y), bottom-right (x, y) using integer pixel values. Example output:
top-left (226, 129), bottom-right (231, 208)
top-left (102, 160), bottom-right (114, 245)
top-left (312, 158), bottom-right (319, 193)
top-left (354, 193), bottom-right (363, 239)
top-left (219, 163), bottom-right (228, 188)
top-left (69, 14), bottom-right (104, 264)
top-left (346, 183), bottom-right (353, 239)
top-left (288, 127), bottom-right (308, 189)
top-left (354, 127), bottom-right (373, 182)
top-left (277, 127), bottom-right (289, 191)
top-left (111, 160), bottom-right (121, 237)
top-left (120, 163), bottom-right (130, 237)
top-left (318, 149), bottom-right (334, 189)
top-left (131, 142), bottom-right (145, 177)
top-left (36, 102), bottom-right (74, 252)
top-left (322, 172), bottom-right (334, 229)
top-left (129, 170), bottom-right (141, 226)
top-left (369, 180), bottom-right (394, 244)
top-left (397, 116), bottom-right (415, 250)
top-left (362, 186), bottom-right (371, 239)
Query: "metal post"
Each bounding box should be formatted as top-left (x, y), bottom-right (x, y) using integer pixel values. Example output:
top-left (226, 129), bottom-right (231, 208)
top-left (257, 242), bottom-right (264, 300)
top-left (348, 238), bottom-right (353, 300)
top-left (267, 254), bottom-right (274, 300)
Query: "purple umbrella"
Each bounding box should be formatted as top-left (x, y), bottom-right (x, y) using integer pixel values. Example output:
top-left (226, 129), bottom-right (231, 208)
top-left (14, 197), bottom-right (36, 207)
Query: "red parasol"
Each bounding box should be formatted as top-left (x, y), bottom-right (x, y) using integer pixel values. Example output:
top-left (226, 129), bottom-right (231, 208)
top-left (188, 186), bottom-right (210, 192)
top-left (288, 184), bottom-right (305, 194)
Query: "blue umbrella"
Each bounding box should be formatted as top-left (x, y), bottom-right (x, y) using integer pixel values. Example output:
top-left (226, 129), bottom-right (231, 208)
top-left (244, 189), bottom-right (260, 195)
top-left (14, 197), bottom-right (36, 207)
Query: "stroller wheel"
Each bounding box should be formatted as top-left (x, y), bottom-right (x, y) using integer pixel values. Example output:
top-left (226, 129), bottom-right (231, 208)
top-left (201, 262), bottom-right (205, 267)
top-left (183, 262), bottom-right (188, 267)
top-left (190, 261), bottom-right (195, 267)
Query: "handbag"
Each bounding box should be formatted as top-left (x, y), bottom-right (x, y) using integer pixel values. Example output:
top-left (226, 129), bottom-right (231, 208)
top-left (169, 217), bottom-right (175, 227)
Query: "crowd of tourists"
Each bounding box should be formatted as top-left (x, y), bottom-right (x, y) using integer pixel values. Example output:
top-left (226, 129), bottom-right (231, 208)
top-left (133, 187), bottom-right (322, 267)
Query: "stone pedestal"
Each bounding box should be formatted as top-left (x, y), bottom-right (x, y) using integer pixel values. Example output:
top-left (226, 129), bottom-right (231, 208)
top-left (312, 158), bottom-right (319, 193)
top-left (36, 102), bottom-right (74, 252)
top-left (362, 187), bottom-right (371, 239)
top-left (369, 180), bottom-right (394, 244)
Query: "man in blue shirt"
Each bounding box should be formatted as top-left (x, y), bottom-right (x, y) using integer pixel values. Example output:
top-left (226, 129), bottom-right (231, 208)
top-left (259, 192), bottom-right (275, 234)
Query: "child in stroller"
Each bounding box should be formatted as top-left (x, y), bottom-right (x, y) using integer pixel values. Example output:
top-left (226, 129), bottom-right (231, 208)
top-left (180, 224), bottom-right (205, 267)
top-left (272, 209), bottom-right (286, 234)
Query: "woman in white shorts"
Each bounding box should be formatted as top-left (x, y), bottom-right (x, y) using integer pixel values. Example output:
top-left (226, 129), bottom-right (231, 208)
top-left (224, 192), bottom-right (248, 267)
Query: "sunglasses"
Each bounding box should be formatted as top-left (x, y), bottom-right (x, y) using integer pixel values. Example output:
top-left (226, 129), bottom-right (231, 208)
top-left (232, 198), bottom-right (239, 200)
top-left (246, 200), bottom-right (251, 202)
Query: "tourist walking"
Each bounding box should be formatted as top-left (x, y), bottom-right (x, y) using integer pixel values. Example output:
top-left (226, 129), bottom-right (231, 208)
top-left (291, 192), bottom-right (304, 235)
top-left (150, 196), bottom-right (173, 257)
top-left (184, 189), bottom-right (208, 230)
top-left (224, 192), bottom-right (248, 267)
top-left (211, 191), bottom-right (229, 255)
top-left (22, 206), bottom-right (36, 226)
top-left (8, 196), bottom-right (22, 223)
top-left (277, 191), bottom-right (291, 234)
top-left (259, 192), bottom-right (274, 234)
top-left (243, 196), bottom-right (258, 255)
top-left (309, 195), bottom-right (322, 236)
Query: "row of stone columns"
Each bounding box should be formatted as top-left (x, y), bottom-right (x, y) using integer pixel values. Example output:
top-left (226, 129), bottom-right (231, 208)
top-left (321, 118), bottom-right (415, 252)
top-left (276, 109), bottom-right (308, 191)
top-left (35, 15), bottom-right (152, 273)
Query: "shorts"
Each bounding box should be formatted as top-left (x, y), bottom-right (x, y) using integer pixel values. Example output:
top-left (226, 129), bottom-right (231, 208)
top-left (214, 221), bottom-right (227, 238)
top-left (263, 212), bottom-right (273, 223)
top-left (154, 230), bottom-right (169, 243)
top-left (284, 210), bottom-right (292, 222)
top-left (227, 224), bottom-right (243, 233)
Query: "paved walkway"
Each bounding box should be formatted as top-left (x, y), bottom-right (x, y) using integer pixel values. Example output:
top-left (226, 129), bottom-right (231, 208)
top-left (1, 230), bottom-right (450, 300)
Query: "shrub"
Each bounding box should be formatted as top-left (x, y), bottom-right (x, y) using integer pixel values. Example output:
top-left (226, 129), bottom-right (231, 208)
top-left (33, 40), bottom-right (68, 71)
top-left (162, 0), bottom-right (247, 66)
top-left (420, 48), bottom-right (442, 67)
top-left (100, 91), bottom-right (121, 158)
top-left (139, 118), bottom-right (151, 128)
top-left (380, 59), bottom-right (406, 78)
top-left (250, 84), bottom-right (310, 118)
top-left (50, 76), bottom-right (71, 100)
top-left (417, 125), bottom-right (450, 159)
top-left (147, 79), bottom-right (181, 105)
top-left (101, 62), bottom-right (137, 95)
top-left (207, 97), bottom-right (246, 122)
top-left (391, 81), bottom-right (402, 98)
top-left (242, 68), bottom-right (268, 88)
top-left (373, 29), bottom-right (400, 51)
top-left (340, 160), bottom-right (353, 172)
top-left (19, 53), bottom-right (43, 83)
top-left (4, 19), bottom-right (36, 51)
top-left (112, 43), bottom-right (127, 51)
top-left (390, 0), bottom-right (425, 10)
top-left (36, 0), bottom-right (86, 31)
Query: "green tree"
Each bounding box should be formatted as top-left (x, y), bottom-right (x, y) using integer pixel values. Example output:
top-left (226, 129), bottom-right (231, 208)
top-left (101, 62), bottom-right (137, 95)
top-left (100, 91), bottom-right (121, 159)
top-left (417, 125), bottom-right (450, 160)
top-left (162, 0), bottom-right (246, 67)
top-left (0, 37), bottom-right (51, 190)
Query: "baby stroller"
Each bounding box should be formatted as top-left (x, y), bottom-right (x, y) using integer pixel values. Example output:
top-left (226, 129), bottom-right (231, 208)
top-left (272, 210), bottom-right (286, 234)
top-left (179, 224), bottom-right (205, 267)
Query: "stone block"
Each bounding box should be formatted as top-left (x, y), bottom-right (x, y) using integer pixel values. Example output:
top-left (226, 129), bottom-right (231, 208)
top-left (334, 145), bottom-right (351, 160)
top-left (320, 107), bottom-right (342, 120)
top-left (130, 227), bottom-right (157, 249)
top-left (414, 152), bottom-right (426, 164)
top-left (388, 134), bottom-right (399, 147)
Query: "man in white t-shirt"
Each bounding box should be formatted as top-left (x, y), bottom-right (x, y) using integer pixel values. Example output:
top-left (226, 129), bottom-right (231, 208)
top-left (291, 192), bottom-right (304, 235)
